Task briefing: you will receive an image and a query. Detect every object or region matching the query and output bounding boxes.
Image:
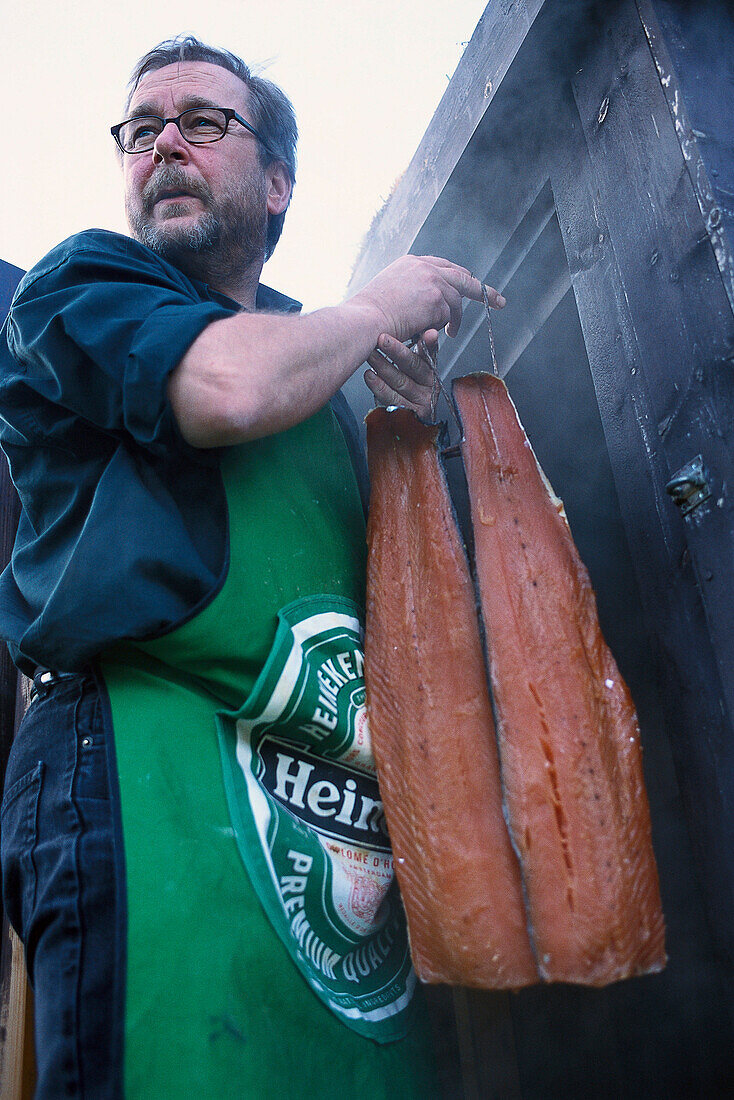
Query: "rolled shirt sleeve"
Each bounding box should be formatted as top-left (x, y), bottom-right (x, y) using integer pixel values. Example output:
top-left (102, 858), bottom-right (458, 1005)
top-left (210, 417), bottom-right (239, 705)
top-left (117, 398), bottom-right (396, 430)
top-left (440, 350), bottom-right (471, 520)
top-left (4, 230), bottom-right (235, 457)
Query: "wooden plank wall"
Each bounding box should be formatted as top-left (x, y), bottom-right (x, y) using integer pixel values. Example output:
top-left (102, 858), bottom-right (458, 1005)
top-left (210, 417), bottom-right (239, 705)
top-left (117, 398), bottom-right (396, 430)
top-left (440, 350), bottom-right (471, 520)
top-left (344, 0), bottom-right (734, 1093)
top-left (568, 0), bottom-right (734, 983)
top-left (0, 917), bottom-right (35, 1099)
top-left (646, 0), bottom-right (734, 309)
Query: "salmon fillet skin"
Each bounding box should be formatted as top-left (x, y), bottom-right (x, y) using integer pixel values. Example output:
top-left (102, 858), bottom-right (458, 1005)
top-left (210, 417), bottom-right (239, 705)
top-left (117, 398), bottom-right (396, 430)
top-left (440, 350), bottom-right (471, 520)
top-left (364, 406), bottom-right (537, 989)
top-left (454, 373), bottom-right (666, 986)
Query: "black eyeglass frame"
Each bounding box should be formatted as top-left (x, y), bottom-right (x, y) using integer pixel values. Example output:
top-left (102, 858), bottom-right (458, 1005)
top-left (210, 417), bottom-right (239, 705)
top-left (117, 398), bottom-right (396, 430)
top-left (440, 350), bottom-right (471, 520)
top-left (110, 107), bottom-right (274, 156)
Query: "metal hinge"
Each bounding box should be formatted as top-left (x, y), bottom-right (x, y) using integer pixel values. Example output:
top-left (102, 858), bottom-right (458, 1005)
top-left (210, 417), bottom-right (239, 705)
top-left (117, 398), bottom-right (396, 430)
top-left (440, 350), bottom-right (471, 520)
top-left (665, 456), bottom-right (711, 516)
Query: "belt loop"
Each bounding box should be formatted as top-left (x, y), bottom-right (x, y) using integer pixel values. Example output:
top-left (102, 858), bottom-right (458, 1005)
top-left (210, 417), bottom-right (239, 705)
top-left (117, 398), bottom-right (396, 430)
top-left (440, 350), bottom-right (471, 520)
top-left (29, 668), bottom-right (79, 705)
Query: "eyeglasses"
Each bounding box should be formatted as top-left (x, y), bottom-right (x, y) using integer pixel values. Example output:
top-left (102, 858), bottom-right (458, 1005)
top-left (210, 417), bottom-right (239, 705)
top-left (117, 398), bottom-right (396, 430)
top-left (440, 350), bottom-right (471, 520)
top-left (111, 106), bottom-right (273, 155)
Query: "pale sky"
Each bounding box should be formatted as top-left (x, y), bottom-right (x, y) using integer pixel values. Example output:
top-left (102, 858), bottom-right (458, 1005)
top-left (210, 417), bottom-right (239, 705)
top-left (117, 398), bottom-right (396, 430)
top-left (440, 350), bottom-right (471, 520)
top-left (3, 0), bottom-right (489, 312)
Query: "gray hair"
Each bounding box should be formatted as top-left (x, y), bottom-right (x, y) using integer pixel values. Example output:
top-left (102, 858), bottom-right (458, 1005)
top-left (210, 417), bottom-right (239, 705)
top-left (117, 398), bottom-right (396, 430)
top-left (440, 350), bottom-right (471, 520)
top-left (125, 35), bottom-right (298, 259)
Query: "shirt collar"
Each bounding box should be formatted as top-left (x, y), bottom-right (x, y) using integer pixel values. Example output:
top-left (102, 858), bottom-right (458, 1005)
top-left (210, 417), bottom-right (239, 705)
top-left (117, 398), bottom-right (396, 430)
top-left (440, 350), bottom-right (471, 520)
top-left (255, 282), bottom-right (302, 313)
top-left (207, 281), bottom-right (302, 315)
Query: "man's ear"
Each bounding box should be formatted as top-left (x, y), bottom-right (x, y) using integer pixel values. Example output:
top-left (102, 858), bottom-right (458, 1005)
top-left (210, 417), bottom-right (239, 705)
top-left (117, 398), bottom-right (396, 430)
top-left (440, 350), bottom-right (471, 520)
top-left (266, 162), bottom-right (292, 216)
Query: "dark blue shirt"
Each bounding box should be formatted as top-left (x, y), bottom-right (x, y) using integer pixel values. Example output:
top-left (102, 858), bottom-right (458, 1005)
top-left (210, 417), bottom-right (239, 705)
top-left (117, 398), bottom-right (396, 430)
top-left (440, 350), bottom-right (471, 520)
top-left (0, 230), bottom-right (367, 675)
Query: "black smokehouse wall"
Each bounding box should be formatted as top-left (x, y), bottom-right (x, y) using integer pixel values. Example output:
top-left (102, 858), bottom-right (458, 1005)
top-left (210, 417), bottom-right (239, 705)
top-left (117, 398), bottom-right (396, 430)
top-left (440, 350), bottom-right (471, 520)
top-left (345, 1), bottom-right (734, 1095)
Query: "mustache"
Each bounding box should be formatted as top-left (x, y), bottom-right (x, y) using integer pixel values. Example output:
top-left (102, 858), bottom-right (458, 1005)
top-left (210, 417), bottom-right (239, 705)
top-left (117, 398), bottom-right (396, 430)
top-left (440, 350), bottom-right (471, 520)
top-left (142, 168), bottom-right (212, 214)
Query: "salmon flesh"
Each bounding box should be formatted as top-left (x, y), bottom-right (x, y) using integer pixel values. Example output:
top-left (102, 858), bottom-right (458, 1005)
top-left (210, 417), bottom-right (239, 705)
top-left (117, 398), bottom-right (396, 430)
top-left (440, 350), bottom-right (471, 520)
top-left (454, 373), bottom-right (666, 985)
top-left (364, 406), bottom-right (537, 988)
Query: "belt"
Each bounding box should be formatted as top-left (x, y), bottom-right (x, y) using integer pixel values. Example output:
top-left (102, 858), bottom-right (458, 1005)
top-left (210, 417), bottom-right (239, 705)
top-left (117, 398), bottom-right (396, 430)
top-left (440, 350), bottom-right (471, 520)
top-left (29, 667), bottom-right (81, 705)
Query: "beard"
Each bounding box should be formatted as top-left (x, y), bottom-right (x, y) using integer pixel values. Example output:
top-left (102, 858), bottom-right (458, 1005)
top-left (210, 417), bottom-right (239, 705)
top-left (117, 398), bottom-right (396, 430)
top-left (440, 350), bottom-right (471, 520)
top-left (126, 164), bottom-right (269, 289)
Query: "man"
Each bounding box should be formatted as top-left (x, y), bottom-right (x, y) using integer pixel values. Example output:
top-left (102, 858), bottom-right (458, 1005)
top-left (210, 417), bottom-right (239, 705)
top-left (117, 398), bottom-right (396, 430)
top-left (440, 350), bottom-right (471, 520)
top-left (0, 36), bottom-right (503, 1097)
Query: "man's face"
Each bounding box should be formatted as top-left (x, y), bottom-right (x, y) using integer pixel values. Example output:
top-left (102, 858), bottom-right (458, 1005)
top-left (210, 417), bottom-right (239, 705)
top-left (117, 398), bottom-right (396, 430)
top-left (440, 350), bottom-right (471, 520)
top-left (122, 62), bottom-right (288, 275)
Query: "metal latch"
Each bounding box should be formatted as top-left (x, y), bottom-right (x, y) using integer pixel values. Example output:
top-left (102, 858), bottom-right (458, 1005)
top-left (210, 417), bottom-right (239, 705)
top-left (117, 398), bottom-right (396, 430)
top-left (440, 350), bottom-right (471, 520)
top-left (665, 456), bottom-right (711, 516)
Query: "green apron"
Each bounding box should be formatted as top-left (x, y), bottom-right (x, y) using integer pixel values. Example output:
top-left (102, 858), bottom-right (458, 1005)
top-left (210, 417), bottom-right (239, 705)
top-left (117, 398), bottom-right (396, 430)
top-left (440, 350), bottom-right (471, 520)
top-left (100, 406), bottom-right (439, 1097)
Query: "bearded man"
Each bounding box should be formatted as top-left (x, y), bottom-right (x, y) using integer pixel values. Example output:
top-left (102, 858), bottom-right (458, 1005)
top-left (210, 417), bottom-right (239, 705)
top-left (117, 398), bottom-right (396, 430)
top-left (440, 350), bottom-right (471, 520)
top-left (0, 36), bottom-right (503, 1097)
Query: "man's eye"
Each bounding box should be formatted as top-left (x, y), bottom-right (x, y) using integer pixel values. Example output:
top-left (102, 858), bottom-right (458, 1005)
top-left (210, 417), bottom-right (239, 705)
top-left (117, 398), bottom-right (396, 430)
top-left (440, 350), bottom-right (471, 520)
top-left (130, 122), bottom-right (159, 146)
top-left (185, 113), bottom-right (224, 136)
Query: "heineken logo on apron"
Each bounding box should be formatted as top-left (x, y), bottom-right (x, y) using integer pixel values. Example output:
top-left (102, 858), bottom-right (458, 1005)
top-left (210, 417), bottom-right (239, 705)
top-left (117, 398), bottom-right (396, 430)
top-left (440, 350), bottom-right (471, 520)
top-left (258, 739), bottom-right (391, 850)
top-left (217, 595), bottom-right (417, 1042)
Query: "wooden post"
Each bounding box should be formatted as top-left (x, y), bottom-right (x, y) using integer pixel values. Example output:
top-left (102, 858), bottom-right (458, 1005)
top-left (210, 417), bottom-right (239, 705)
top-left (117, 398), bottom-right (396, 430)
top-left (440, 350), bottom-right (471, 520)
top-left (0, 916), bottom-right (35, 1099)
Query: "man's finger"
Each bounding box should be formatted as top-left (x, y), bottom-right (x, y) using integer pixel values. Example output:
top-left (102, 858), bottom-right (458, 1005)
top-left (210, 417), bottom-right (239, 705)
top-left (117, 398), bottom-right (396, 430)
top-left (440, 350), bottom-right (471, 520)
top-left (404, 255), bottom-right (483, 306)
top-left (482, 284), bottom-right (506, 309)
top-left (416, 258), bottom-right (485, 305)
top-left (374, 335), bottom-right (433, 384)
top-left (444, 286), bottom-right (464, 338)
top-left (364, 369), bottom-right (433, 421)
top-left (367, 351), bottom-right (429, 400)
top-left (366, 357), bottom-right (411, 398)
top-left (364, 367), bottom-right (409, 404)
top-left (448, 272), bottom-right (505, 307)
top-left (419, 258), bottom-right (506, 309)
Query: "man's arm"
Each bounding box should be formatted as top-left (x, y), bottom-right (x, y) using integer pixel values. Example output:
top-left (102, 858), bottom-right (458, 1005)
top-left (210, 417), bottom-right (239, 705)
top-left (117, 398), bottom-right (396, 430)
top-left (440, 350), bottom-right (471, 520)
top-left (168, 256), bottom-right (504, 448)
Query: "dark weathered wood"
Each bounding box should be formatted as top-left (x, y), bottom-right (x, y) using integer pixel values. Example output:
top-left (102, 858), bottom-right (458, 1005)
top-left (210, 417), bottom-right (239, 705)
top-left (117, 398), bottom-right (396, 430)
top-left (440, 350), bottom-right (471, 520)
top-left (345, 0), bottom-right (734, 1092)
top-left (643, 0), bottom-right (734, 309)
top-left (423, 987), bottom-right (465, 1100)
top-left (568, 2), bottom-right (734, 988)
top-left (452, 988), bottom-right (522, 1100)
top-left (0, 915), bottom-right (34, 1100)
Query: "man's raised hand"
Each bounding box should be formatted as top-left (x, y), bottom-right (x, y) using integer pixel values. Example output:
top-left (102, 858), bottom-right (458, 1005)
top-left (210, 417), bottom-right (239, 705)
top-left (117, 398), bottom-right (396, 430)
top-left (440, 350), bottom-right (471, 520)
top-left (351, 255), bottom-right (505, 343)
top-left (170, 254), bottom-right (505, 447)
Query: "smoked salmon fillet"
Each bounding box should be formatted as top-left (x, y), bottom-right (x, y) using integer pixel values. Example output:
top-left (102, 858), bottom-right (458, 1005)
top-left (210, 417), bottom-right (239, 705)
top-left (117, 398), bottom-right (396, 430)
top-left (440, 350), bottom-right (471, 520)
top-left (454, 373), bottom-right (666, 985)
top-left (364, 406), bottom-right (537, 988)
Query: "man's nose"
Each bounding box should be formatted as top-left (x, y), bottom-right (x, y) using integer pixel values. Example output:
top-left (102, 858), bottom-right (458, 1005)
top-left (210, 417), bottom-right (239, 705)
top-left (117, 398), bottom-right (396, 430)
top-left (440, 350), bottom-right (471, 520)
top-left (152, 121), bottom-right (190, 165)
